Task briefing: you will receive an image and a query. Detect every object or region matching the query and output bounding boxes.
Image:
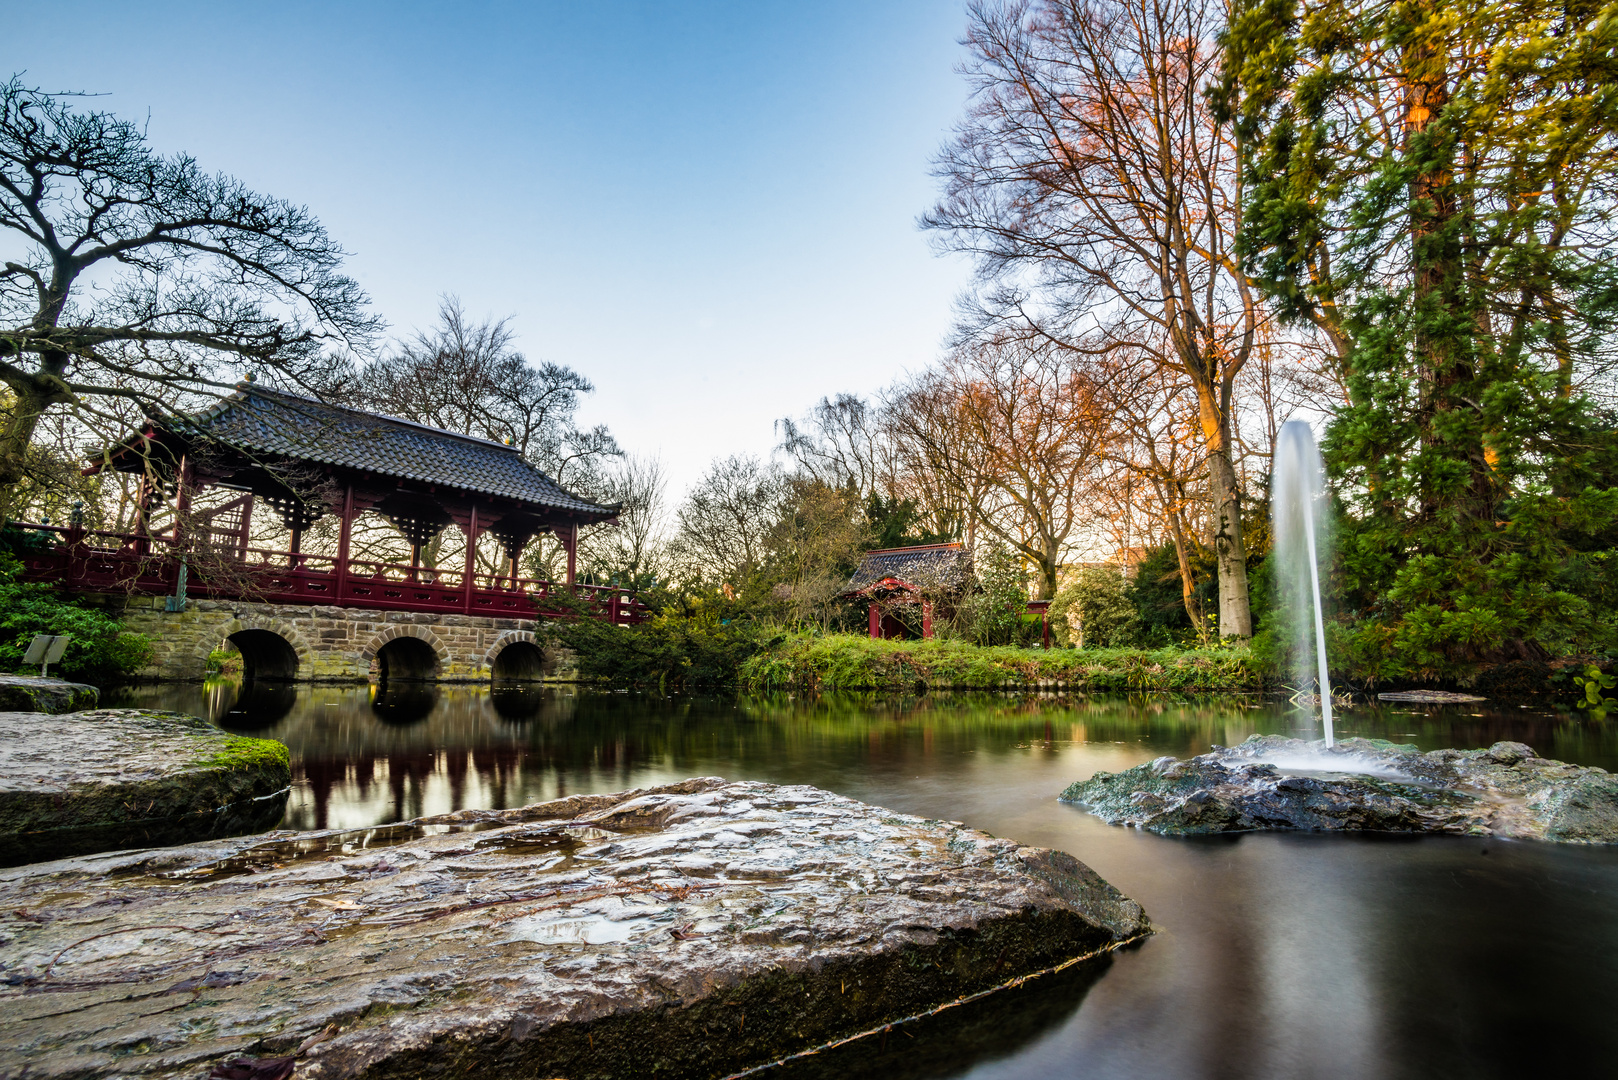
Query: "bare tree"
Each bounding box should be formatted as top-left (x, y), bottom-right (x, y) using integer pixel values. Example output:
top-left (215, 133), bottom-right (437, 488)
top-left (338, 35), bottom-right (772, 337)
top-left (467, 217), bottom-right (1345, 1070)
top-left (885, 338), bottom-right (1109, 599)
top-left (0, 77), bottom-right (378, 517)
top-left (358, 296), bottom-right (619, 489)
top-left (926, 0), bottom-right (1271, 635)
top-left (763, 478), bottom-right (871, 630)
top-left (578, 453), bottom-right (670, 585)
top-left (672, 454), bottom-right (787, 586)
top-left (776, 394), bottom-right (889, 499)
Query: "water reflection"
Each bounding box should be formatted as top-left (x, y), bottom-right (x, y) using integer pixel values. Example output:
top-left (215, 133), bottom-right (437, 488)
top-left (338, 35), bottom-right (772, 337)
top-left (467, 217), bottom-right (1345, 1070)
top-left (371, 684), bottom-right (440, 726)
top-left (102, 682), bottom-right (1618, 1078)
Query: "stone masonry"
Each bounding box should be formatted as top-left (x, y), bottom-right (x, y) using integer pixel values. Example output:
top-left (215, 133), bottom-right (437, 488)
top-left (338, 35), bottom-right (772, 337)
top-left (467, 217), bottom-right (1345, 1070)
top-left (107, 596), bottom-right (571, 682)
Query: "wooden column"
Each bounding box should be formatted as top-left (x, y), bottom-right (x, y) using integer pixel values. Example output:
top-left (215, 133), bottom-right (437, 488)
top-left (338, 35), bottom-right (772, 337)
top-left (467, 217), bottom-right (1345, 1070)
top-left (869, 603), bottom-right (881, 640)
top-left (131, 474), bottom-right (153, 556)
top-left (172, 456), bottom-right (194, 547)
top-left (237, 494), bottom-right (254, 561)
top-left (462, 505), bottom-right (479, 614)
top-left (922, 600), bottom-right (934, 640)
top-left (564, 521), bottom-right (578, 588)
top-left (335, 482), bottom-right (355, 603)
top-left (170, 456), bottom-right (195, 596)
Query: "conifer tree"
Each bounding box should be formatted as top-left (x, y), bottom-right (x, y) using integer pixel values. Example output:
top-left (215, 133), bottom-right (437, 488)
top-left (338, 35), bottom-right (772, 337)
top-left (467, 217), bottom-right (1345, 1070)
top-left (1221, 0), bottom-right (1618, 677)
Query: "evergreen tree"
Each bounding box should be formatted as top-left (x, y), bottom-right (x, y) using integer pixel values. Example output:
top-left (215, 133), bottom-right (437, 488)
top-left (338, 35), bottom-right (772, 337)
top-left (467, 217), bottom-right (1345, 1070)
top-left (1221, 0), bottom-right (1618, 678)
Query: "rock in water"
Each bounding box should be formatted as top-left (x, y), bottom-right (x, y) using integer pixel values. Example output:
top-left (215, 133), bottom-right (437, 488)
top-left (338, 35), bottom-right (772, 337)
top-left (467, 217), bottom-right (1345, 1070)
top-left (0, 779), bottom-right (1150, 1080)
top-left (1060, 735), bottom-right (1618, 843)
top-left (0, 674), bottom-right (98, 714)
top-left (0, 709), bottom-right (290, 864)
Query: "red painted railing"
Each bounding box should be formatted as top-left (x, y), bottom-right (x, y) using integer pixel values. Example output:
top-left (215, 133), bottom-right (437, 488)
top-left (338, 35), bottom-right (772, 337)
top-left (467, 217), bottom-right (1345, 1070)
top-left (11, 524), bottom-right (649, 625)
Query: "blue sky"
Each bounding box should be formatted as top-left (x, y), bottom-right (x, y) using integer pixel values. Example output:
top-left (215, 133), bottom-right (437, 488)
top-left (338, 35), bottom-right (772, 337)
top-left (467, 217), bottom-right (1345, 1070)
top-left (9, 1), bottom-right (975, 495)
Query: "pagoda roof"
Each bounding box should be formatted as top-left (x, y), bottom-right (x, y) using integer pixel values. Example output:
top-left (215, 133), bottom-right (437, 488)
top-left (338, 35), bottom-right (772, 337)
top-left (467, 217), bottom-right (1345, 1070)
top-left (840, 543), bottom-right (974, 598)
top-left (109, 383), bottom-right (614, 519)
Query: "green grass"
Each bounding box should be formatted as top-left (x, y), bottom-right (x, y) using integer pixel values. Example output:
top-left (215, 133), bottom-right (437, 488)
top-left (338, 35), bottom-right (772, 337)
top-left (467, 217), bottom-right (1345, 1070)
top-left (738, 633), bottom-right (1263, 693)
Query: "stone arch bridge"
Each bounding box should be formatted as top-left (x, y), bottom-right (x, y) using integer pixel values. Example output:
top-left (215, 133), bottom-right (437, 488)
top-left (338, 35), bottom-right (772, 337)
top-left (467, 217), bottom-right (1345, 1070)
top-left (114, 597), bottom-right (562, 683)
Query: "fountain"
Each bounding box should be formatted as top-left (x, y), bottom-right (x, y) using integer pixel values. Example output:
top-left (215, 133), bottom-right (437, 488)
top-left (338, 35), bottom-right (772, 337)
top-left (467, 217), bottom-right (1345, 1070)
top-left (1271, 419), bottom-right (1335, 747)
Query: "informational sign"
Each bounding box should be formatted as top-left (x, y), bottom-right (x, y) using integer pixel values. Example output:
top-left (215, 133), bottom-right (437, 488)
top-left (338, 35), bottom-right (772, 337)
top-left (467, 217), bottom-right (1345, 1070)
top-left (22, 634), bottom-right (69, 677)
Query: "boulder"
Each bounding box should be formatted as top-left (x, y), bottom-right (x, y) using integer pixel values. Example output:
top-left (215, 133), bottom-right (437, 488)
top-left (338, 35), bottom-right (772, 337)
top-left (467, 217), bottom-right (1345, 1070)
top-left (0, 674), bottom-right (98, 714)
top-left (1061, 735), bottom-right (1618, 843)
top-left (0, 709), bottom-right (290, 864)
top-left (0, 778), bottom-right (1150, 1079)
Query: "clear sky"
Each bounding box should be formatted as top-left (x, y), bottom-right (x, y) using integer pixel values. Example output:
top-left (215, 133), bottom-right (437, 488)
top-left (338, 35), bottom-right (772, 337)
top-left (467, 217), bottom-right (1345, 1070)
top-left (8, 1), bottom-right (975, 497)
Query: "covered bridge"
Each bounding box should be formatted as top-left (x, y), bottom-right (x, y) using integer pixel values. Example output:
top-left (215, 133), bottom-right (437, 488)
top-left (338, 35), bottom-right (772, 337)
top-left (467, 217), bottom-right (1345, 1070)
top-left (16, 381), bottom-right (645, 627)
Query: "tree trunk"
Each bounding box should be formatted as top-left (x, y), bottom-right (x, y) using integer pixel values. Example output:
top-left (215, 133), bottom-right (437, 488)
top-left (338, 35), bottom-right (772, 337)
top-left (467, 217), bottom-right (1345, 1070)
top-left (0, 361), bottom-right (72, 523)
top-left (1191, 384), bottom-right (1252, 638)
top-left (1166, 508), bottom-right (1206, 639)
top-left (1036, 545), bottom-right (1059, 601)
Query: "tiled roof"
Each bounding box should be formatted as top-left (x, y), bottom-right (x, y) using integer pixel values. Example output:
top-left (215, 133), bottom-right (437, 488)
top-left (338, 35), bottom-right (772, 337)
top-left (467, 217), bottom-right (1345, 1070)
top-left (160, 384), bottom-right (613, 517)
top-left (841, 543), bottom-right (974, 597)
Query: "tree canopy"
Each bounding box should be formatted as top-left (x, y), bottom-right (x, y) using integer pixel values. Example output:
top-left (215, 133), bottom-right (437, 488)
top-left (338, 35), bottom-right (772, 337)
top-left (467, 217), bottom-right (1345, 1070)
top-left (0, 77), bottom-right (378, 513)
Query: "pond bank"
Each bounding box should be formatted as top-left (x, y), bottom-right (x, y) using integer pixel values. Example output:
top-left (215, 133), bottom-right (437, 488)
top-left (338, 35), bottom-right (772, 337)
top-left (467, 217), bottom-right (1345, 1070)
top-left (738, 635), bottom-right (1262, 693)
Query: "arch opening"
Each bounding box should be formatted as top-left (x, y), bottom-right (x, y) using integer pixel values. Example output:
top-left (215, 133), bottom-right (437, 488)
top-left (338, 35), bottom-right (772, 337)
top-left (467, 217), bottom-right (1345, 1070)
top-left (227, 629), bottom-right (300, 682)
top-left (376, 636), bottom-right (440, 682)
top-left (490, 640), bottom-right (546, 683)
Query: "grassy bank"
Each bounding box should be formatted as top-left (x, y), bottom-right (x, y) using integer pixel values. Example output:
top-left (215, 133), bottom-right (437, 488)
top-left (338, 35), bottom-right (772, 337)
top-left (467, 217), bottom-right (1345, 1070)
top-left (739, 633), bottom-right (1262, 693)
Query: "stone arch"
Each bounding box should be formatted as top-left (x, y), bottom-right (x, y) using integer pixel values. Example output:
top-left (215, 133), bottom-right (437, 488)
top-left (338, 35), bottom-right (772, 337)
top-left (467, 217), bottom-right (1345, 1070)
top-left (361, 625), bottom-right (449, 682)
top-left (485, 629), bottom-right (546, 682)
top-left (191, 615), bottom-right (311, 682)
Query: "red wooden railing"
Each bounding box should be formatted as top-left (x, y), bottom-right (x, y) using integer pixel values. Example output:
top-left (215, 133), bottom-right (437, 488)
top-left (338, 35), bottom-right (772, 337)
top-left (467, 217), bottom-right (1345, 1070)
top-left (10, 524), bottom-right (649, 625)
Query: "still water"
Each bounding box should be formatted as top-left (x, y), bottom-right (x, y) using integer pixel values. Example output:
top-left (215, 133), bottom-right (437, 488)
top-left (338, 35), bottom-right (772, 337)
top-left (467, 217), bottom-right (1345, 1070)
top-left (117, 682), bottom-right (1618, 1079)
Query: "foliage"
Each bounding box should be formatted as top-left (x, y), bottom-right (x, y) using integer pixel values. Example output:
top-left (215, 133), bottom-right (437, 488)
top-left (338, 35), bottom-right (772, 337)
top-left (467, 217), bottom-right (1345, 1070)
top-left (952, 541), bottom-right (1027, 645)
top-left (1050, 567), bottom-right (1140, 648)
top-left (0, 548), bottom-right (152, 682)
top-left (1127, 543), bottom-right (1215, 644)
top-left (538, 591), bottom-right (776, 691)
top-left (739, 633), bottom-right (1261, 693)
top-left (1222, 0), bottom-right (1618, 680)
top-left (1574, 664), bottom-right (1617, 721)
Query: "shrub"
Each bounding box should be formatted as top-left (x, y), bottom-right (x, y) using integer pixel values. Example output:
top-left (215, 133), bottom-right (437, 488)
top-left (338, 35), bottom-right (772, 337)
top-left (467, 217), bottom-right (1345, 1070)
top-left (0, 554), bottom-right (154, 682)
top-left (1050, 566), bottom-right (1139, 648)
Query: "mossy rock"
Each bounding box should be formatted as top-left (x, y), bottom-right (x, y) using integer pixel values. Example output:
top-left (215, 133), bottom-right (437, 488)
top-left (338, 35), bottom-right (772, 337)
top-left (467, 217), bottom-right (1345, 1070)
top-left (0, 708), bottom-right (290, 864)
top-left (0, 674), bottom-right (98, 714)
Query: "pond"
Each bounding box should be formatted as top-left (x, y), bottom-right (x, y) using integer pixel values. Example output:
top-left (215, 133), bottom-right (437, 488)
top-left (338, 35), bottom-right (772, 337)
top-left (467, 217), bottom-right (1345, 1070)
top-left (114, 681), bottom-right (1618, 1079)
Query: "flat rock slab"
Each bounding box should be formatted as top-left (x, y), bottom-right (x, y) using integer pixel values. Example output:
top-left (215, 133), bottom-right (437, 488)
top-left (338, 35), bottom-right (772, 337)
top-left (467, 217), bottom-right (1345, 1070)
top-left (1062, 735), bottom-right (1618, 843)
top-left (0, 778), bottom-right (1150, 1080)
top-left (0, 674), bottom-right (98, 714)
top-left (0, 709), bottom-right (290, 865)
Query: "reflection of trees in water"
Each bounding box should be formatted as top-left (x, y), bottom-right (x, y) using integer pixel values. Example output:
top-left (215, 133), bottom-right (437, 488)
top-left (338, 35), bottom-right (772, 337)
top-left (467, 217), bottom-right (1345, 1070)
top-left (113, 681), bottom-right (1618, 833)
